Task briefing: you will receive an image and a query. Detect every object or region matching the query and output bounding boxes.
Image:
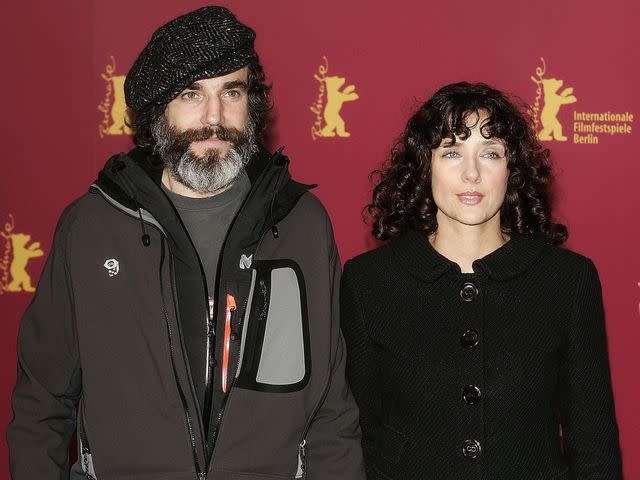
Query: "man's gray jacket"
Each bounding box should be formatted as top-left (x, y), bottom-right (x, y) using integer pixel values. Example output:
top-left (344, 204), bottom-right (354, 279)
top-left (8, 147), bottom-right (365, 480)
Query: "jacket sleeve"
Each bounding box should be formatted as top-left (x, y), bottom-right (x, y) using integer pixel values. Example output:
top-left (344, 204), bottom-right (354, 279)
top-left (303, 244), bottom-right (366, 480)
top-left (340, 260), bottom-right (382, 478)
top-left (558, 259), bottom-right (622, 479)
top-left (7, 208), bottom-right (82, 480)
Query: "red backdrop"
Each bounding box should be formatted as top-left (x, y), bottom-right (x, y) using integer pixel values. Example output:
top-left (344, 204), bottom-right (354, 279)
top-left (2, 1), bottom-right (639, 477)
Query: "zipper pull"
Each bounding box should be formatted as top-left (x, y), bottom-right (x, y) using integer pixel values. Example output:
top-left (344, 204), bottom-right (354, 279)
top-left (82, 446), bottom-right (94, 480)
top-left (197, 473), bottom-right (207, 480)
top-left (296, 439), bottom-right (307, 479)
top-left (208, 297), bottom-right (215, 337)
top-left (300, 438), bottom-right (306, 461)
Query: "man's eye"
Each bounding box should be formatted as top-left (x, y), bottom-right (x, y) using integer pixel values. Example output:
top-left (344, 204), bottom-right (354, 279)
top-left (482, 151), bottom-right (503, 159)
top-left (182, 91), bottom-right (199, 100)
top-left (224, 90), bottom-right (241, 98)
top-left (443, 151), bottom-right (460, 158)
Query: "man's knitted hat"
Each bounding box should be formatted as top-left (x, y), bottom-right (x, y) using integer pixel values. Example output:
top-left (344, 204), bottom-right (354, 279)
top-left (125, 6), bottom-right (255, 111)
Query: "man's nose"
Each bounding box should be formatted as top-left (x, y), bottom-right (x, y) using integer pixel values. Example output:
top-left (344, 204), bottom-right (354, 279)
top-left (202, 96), bottom-right (222, 126)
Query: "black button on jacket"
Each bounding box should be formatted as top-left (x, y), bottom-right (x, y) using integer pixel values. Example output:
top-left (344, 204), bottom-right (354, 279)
top-left (340, 231), bottom-right (622, 480)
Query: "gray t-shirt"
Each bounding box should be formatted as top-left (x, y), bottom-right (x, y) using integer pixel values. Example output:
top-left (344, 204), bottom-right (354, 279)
top-left (162, 170), bottom-right (251, 298)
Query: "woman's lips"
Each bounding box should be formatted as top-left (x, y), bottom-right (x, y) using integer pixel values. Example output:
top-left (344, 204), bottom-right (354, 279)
top-left (457, 192), bottom-right (484, 205)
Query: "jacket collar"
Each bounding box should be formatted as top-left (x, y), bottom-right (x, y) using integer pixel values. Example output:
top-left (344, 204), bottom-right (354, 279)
top-left (390, 229), bottom-right (548, 283)
top-left (93, 145), bottom-right (313, 229)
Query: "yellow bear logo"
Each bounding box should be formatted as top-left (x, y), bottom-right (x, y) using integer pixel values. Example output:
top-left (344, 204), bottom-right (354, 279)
top-left (106, 75), bottom-right (133, 136)
top-left (98, 56), bottom-right (133, 138)
top-left (1, 232), bottom-right (44, 293)
top-left (319, 76), bottom-right (359, 137)
top-left (310, 57), bottom-right (359, 140)
top-left (537, 78), bottom-right (577, 141)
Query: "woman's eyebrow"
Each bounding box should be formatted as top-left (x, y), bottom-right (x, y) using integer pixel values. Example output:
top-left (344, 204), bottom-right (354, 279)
top-left (481, 139), bottom-right (504, 146)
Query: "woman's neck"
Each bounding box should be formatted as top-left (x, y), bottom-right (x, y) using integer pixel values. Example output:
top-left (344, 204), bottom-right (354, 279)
top-left (429, 216), bottom-right (507, 273)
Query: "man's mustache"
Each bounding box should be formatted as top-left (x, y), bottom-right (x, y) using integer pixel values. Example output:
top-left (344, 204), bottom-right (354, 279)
top-left (173, 125), bottom-right (248, 147)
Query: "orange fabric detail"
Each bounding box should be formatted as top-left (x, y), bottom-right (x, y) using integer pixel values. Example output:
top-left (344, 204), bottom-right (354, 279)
top-left (221, 294), bottom-right (237, 393)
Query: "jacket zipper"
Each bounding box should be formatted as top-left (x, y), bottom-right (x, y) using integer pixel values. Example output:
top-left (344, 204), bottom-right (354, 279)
top-left (204, 297), bottom-right (214, 409)
top-left (203, 295), bottom-right (216, 437)
top-left (79, 404), bottom-right (96, 480)
top-left (160, 238), bottom-right (206, 480)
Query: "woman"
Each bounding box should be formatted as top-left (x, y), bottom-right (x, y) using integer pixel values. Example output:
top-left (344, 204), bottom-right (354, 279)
top-left (340, 82), bottom-right (622, 479)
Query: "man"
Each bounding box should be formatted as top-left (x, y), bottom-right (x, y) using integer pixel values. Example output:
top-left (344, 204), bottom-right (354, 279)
top-left (8, 7), bottom-right (364, 480)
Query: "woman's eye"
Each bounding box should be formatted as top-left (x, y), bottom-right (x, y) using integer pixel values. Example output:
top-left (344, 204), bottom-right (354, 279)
top-left (443, 151), bottom-right (460, 158)
top-left (482, 151), bottom-right (503, 159)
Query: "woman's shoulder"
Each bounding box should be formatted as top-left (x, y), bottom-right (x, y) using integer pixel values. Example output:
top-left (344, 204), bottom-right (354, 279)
top-left (524, 239), bottom-right (602, 295)
top-left (538, 239), bottom-right (597, 273)
top-left (344, 241), bottom-right (393, 276)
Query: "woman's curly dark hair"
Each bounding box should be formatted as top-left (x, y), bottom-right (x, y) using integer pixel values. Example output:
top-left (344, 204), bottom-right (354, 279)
top-left (128, 53), bottom-right (272, 151)
top-left (368, 81), bottom-right (567, 244)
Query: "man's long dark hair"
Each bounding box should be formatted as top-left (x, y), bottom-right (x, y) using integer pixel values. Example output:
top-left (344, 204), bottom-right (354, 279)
top-left (368, 82), bottom-right (567, 244)
top-left (129, 53), bottom-right (272, 151)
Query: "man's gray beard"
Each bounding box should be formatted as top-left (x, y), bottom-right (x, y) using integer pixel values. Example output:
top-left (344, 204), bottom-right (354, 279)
top-left (151, 116), bottom-right (258, 194)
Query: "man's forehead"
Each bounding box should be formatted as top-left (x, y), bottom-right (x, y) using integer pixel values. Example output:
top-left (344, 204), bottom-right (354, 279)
top-left (184, 66), bottom-right (249, 91)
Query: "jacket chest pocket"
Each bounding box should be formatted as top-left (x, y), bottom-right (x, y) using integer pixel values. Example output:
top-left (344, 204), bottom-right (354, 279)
top-left (235, 260), bottom-right (311, 392)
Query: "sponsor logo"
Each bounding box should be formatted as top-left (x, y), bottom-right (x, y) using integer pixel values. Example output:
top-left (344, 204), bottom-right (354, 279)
top-left (531, 57), bottom-right (634, 144)
top-left (0, 214), bottom-right (44, 294)
top-left (103, 258), bottom-right (120, 277)
top-left (98, 56), bottom-right (133, 138)
top-left (310, 56), bottom-right (359, 140)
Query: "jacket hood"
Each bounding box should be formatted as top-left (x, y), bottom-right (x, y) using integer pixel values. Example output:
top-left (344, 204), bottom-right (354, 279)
top-left (93, 146), bottom-right (314, 233)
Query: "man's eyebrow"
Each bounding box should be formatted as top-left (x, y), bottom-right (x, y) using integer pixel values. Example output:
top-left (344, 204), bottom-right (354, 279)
top-left (223, 80), bottom-right (248, 91)
top-left (184, 82), bottom-right (203, 91)
top-left (481, 139), bottom-right (504, 146)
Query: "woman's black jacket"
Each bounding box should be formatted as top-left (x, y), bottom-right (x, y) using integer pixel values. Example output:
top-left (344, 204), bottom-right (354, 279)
top-left (340, 230), bottom-right (622, 480)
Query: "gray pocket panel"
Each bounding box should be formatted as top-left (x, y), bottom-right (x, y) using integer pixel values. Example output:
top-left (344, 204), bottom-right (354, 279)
top-left (256, 267), bottom-right (305, 385)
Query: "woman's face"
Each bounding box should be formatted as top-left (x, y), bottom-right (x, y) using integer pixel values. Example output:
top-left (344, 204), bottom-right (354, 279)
top-left (430, 113), bottom-right (509, 233)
